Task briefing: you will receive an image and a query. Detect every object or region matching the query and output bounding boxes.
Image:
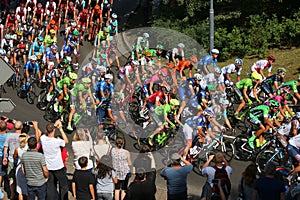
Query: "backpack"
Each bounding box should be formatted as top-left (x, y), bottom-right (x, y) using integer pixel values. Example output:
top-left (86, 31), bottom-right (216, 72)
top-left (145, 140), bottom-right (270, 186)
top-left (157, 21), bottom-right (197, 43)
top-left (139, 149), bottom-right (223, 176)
top-left (212, 165), bottom-right (231, 197)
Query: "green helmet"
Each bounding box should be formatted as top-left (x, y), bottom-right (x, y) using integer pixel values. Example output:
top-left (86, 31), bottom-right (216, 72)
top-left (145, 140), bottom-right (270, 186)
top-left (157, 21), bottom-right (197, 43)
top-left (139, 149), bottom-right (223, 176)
top-left (207, 84), bottom-right (216, 91)
top-left (73, 29), bottom-right (79, 36)
top-left (269, 100), bottom-right (279, 108)
top-left (170, 99), bottom-right (180, 106)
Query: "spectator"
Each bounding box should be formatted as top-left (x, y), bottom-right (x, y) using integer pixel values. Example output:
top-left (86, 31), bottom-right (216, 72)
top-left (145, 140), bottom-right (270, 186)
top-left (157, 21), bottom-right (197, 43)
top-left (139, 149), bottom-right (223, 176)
top-left (132, 145), bottom-right (155, 174)
top-left (2, 120), bottom-right (23, 200)
top-left (125, 167), bottom-right (156, 200)
top-left (201, 152), bottom-right (232, 200)
top-left (111, 137), bottom-right (132, 200)
top-left (0, 121), bottom-right (8, 188)
top-left (13, 133), bottom-right (29, 200)
top-left (96, 155), bottom-right (118, 200)
top-left (237, 164), bottom-right (257, 200)
top-left (93, 130), bottom-right (111, 163)
top-left (38, 120), bottom-right (69, 200)
top-left (56, 135), bottom-right (69, 173)
top-left (252, 161), bottom-right (286, 200)
top-left (21, 137), bottom-right (48, 200)
top-left (72, 156), bottom-right (95, 200)
top-left (72, 128), bottom-right (93, 171)
top-left (160, 153), bottom-right (193, 200)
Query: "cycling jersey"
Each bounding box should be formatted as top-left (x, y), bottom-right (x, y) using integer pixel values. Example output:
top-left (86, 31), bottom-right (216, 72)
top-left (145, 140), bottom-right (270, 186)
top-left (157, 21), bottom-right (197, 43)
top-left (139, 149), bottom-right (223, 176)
top-left (44, 35), bottom-right (57, 47)
top-left (94, 31), bottom-right (110, 46)
top-left (48, 68), bottom-right (61, 80)
top-left (280, 80), bottom-right (298, 93)
top-left (70, 84), bottom-right (91, 96)
top-left (200, 73), bottom-right (224, 90)
top-left (266, 95), bottom-right (287, 106)
top-left (57, 77), bottom-right (73, 89)
top-left (178, 78), bottom-right (200, 101)
top-left (289, 134), bottom-right (300, 149)
top-left (46, 1), bottom-right (56, 12)
top-left (198, 54), bottom-right (217, 72)
top-left (6, 15), bottom-right (16, 26)
top-left (135, 36), bottom-right (149, 52)
top-left (251, 60), bottom-right (272, 73)
top-left (34, 8), bottom-right (44, 18)
top-left (174, 60), bottom-right (193, 71)
top-left (118, 64), bottom-right (138, 79)
top-left (147, 91), bottom-right (164, 104)
top-left (1, 39), bottom-right (13, 52)
top-left (95, 80), bottom-right (114, 99)
top-left (61, 44), bottom-right (77, 57)
top-left (262, 74), bottom-right (283, 86)
top-left (154, 104), bottom-right (174, 116)
top-left (171, 47), bottom-right (184, 61)
top-left (235, 78), bottom-right (253, 90)
top-left (24, 61), bottom-right (40, 72)
top-left (16, 7), bottom-right (26, 17)
top-left (250, 105), bottom-right (271, 119)
top-left (46, 49), bottom-right (59, 62)
top-left (185, 115), bottom-right (211, 130)
top-left (221, 63), bottom-right (242, 80)
top-left (30, 41), bottom-right (45, 56)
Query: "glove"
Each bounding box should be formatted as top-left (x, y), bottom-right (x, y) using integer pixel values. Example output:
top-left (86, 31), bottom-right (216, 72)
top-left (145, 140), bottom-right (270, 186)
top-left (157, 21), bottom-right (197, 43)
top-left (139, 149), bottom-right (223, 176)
top-left (248, 99), bottom-right (252, 105)
top-left (94, 105), bottom-right (98, 110)
top-left (256, 98), bottom-right (261, 103)
top-left (64, 95), bottom-right (69, 101)
top-left (82, 104), bottom-right (87, 109)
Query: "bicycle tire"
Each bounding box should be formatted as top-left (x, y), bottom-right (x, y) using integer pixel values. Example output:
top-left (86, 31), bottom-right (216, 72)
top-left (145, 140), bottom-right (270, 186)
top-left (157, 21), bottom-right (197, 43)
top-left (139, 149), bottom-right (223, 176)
top-left (26, 84), bottom-right (36, 104)
top-left (211, 140), bottom-right (235, 162)
top-left (44, 103), bottom-right (58, 122)
top-left (37, 90), bottom-right (48, 111)
top-left (232, 134), bottom-right (252, 161)
top-left (195, 156), bottom-right (208, 176)
top-left (255, 149), bottom-right (280, 174)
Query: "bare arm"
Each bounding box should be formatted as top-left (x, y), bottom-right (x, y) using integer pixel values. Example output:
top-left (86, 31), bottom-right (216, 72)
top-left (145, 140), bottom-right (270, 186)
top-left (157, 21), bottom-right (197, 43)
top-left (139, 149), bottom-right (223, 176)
top-left (72, 182), bottom-right (76, 199)
top-left (43, 165), bottom-right (49, 179)
top-left (89, 184), bottom-right (95, 200)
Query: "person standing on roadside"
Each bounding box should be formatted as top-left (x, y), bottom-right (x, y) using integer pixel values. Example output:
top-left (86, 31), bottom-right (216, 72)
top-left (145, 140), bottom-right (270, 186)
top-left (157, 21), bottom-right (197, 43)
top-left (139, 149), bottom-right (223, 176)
top-left (160, 153), bottom-right (193, 200)
top-left (0, 121), bottom-right (8, 188)
top-left (38, 120), bottom-right (69, 200)
top-left (22, 137), bottom-right (48, 200)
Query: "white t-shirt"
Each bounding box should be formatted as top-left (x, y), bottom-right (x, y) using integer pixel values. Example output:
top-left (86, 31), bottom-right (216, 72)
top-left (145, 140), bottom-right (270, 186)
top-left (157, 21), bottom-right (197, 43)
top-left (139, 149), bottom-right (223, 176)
top-left (72, 141), bottom-right (93, 170)
top-left (40, 135), bottom-right (65, 170)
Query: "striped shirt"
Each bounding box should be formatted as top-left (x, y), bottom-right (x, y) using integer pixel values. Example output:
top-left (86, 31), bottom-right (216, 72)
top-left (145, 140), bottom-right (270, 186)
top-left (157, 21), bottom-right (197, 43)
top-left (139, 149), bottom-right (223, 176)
top-left (21, 151), bottom-right (47, 186)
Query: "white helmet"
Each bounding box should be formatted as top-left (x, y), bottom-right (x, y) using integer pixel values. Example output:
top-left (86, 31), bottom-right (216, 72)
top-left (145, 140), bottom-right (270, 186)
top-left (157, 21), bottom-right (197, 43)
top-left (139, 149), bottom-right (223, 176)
top-left (30, 55), bottom-right (37, 61)
top-left (0, 49), bottom-right (6, 55)
top-left (203, 108), bottom-right (215, 117)
top-left (104, 74), bottom-right (113, 81)
top-left (211, 49), bottom-right (220, 54)
top-left (131, 60), bottom-right (139, 66)
top-left (193, 73), bottom-right (202, 81)
top-left (143, 32), bottom-right (149, 38)
top-left (220, 98), bottom-right (229, 105)
top-left (96, 65), bottom-right (106, 73)
top-left (111, 13), bottom-right (117, 19)
top-left (178, 43), bottom-right (185, 48)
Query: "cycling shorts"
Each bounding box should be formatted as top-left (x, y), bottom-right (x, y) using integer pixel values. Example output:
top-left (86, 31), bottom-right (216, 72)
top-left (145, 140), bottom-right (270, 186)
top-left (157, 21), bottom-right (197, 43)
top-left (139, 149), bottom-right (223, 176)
top-left (55, 85), bottom-right (63, 93)
top-left (249, 114), bottom-right (263, 126)
top-left (183, 123), bottom-right (196, 141)
top-left (70, 94), bottom-right (77, 106)
top-left (287, 144), bottom-right (300, 164)
top-left (96, 106), bottom-right (114, 125)
top-left (178, 87), bottom-right (191, 101)
top-left (261, 82), bottom-right (274, 96)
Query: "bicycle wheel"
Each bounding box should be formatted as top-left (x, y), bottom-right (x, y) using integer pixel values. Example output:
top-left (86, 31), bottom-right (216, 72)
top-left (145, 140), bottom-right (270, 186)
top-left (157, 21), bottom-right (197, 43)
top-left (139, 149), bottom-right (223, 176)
top-left (232, 134), bottom-right (252, 161)
top-left (44, 103), bottom-right (58, 122)
top-left (26, 83), bottom-right (36, 104)
top-left (255, 150), bottom-right (279, 174)
top-left (37, 90), bottom-right (48, 111)
top-left (212, 141), bottom-right (235, 162)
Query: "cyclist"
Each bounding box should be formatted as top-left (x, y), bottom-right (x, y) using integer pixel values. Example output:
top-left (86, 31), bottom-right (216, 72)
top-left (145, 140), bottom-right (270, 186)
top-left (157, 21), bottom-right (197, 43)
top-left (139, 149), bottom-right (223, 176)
top-left (105, 41), bottom-right (120, 70)
top-left (5, 10), bottom-right (17, 31)
top-left (251, 55), bottom-right (276, 79)
top-left (45, 29), bottom-right (58, 49)
top-left (182, 108), bottom-right (214, 158)
top-left (77, 8), bottom-right (90, 31)
top-left (248, 100), bottom-right (281, 149)
top-left (64, 2), bottom-right (77, 29)
top-left (23, 55), bottom-right (41, 90)
top-left (32, 3), bottom-right (44, 28)
top-left (29, 36), bottom-right (45, 58)
top-left (234, 72), bottom-right (261, 120)
top-left (0, 49), bottom-right (9, 62)
top-left (95, 74), bottom-right (116, 129)
top-left (45, 0), bottom-right (57, 21)
top-left (286, 130), bottom-right (300, 175)
top-left (197, 49), bottom-right (219, 75)
top-left (133, 32), bottom-right (149, 61)
top-left (13, 43), bottom-right (27, 67)
top-left (148, 99), bottom-right (183, 146)
top-left (94, 27), bottom-right (110, 49)
top-left (200, 67), bottom-right (225, 91)
top-left (118, 60), bottom-right (142, 93)
top-left (221, 58), bottom-right (243, 83)
top-left (67, 77), bottom-right (95, 131)
top-left (61, 41), bottom-right (79, 64)
top-left (212, 98), bottom-right (235, 133)
top-left (142, 85), bottom-right (171, 113)
top-left (279, 76), bottom-right (300, 104)
top-left (261, 67), bottom-right (286, 98)
top-left (174, 55), bottom-right (198, 81)
top-left (46, 64), bottom-right (65, 101)
top-left (197, 84), bottom-right (217, 110)
top-left (16, 3), bottom-right (27, 22)
top-left (53, 72), bottom-right (78, 112)
top-left (177, 73), bottom-right (202, 117)
top-left (45, 19), bottom-right (58, 35)
top-left (45, 44), bottom-right (60, 80)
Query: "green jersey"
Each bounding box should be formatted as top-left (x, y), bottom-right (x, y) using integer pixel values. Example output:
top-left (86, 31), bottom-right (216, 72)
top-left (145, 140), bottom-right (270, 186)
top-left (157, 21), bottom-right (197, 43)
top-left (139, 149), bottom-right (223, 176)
top-left (236, 78), bottom-right (253, 90)
top-left (154, 104), bottom-right (172, 116)
top-left (70, 84), bottom-right (91, 96)
top-left (280, 80), bottom-right (298, 92)
top-left (250, 105), bottom-right (270, 119)
top-left (57, 77), bottom-right (72, 89)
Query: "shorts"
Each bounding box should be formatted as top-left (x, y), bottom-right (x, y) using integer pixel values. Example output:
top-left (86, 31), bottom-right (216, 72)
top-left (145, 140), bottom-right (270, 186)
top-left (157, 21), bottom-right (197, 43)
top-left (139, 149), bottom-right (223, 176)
top-left (287, 144), bottom-right (300, 164)
top-left (178, 87), bottom-right (191, 101)
top-left (7, 161), bottom-right (17, 181)
top-left (249, 114), bottom-right (262, 126)
top-left (97, 107), bottom-right (107, 125)
top-left (70, 95), bottom-right (77, 106)
top-left (261, 83), bottom-right (274, 96)
top-left (55, 85), bottom-right (63, 94)
top-left (183, 124), bottom-right (195, 141)
top-left (115, 179), bottom-right (128, 190)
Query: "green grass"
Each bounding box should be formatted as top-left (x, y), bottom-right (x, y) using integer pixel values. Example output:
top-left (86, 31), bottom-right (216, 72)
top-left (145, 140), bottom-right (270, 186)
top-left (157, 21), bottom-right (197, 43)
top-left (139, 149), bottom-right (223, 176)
top-left (218, 48), bottom-right (300, 81)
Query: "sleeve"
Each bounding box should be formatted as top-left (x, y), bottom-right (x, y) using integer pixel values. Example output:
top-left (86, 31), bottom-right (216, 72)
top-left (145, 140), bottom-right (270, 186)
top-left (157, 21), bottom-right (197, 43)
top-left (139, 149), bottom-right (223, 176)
top-left (110, 84), bottom-right (115, 93)
top-left (3, 135), bottom-right (9, 147)
top-left (268, 65), bottom-right (272, 73)
top-left (59, 138), bottom-right (66, 147)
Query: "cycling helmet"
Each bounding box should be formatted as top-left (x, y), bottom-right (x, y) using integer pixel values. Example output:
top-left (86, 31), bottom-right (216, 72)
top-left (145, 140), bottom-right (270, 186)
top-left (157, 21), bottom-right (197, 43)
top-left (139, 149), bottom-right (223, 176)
top-left (94, 4), bottom-right (100, 9)
top-left (97, 65), bottom-right (106, 73)
top-left (51, 44), bottom-right (58, 50)
top-left (57, 63), bottom-right (64, 69)
top-left (37, 3), bottom-right (42, 8)
top-left (211, 49), bottom-right (219, 54)
top-left (16, 30), bottom-right (23, 36)
top-left (111, 13), bottom-right (117, 19)
top-left (251, 71), bottom-right (261, 80)
top-left (234, 58), bottom-right (243, 66)
top-left (220, 98), bottom-right (230, 105)
top-left (170, 99), bottom-right (180, 106)
top-left (38, 36), bottom-right (44, 42)
top-left (10, 10), bottom-right (15, 14)
top-left (69, 1), bottom-right (74, 6)
top-left (50, 29), bottom-right (56, 34)
top-left (279, 87), bottom-right (290, 94)
top-left (267, 55), bottom-right (276, 61)
top-left (143, 33), bottom-right (149, 39)
top-left (131, 60), bottom-right (139, 66)
top-left (207, 84), bottom-right (216, 91)
top-left (193, 73), bottom-right (202, 81)
top-left (0, 49), bottom-right (6, 55)
top-left (73, 29), bottom-right (79, 36)
top-left (19, 44), bottom-right (26, 49)
top-left (296, 112), bottom-right (300, 119)
top-left (20, 3), bottom-right (25, 7)
top-left (82, 77), bottom-right (91, 84)
top-left (104, 74), bottom-right (113, 80)
top-left (50, 20), bottom-right (56, 25)
top-left (214, 67), bottom-right (222, 74)
top-left (269, 100), bottom-right (279, 108)
top-left (30, 55), bottom-right (37, 61)
top-left (277, 67), bottom-right (286, 74)
top-left (69, 72), bottom-right (78, 80)
top-left (156, 44), bottom-right (164, 50)
top-left (203, 108), bottom-right (215, 117)
top-left (177, 43), bottom-right (185, 48)
top-left (103, 27), bottom-right (109, 33)
top-left (162, 85), bottom-right (170, 92)
top-left (5, 35), bottom-right (11, 40)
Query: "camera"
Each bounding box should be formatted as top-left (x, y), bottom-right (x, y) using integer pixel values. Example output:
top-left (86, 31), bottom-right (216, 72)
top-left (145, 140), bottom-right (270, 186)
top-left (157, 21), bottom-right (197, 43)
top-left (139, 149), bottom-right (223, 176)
top-left (24, 121), bottom-right (33, 126)
top-left (212, 179), bottom-right (220, 184)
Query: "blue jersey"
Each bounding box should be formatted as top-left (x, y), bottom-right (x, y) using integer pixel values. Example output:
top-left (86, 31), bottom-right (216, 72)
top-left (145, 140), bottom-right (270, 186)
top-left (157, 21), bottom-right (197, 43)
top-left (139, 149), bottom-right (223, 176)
top-left (30, 41), bottom-right (45, 56)
top-left (186, 115), bottom-right (211, 130)
top-left (198, 54), bottom-right (217, 68)
top-left (95, 80), bottom-right (114, 99)
top-left (24, 61), bottom-right (40, 72)
top-left (62, 45), bottom-right (72, 56)
top-left (46, 49), bottom-right (58, 61)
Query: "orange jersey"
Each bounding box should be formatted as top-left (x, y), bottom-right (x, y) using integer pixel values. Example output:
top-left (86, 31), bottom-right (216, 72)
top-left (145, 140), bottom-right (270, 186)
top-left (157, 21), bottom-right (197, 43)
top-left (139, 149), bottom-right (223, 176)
top-left (175, 60), bottom-right (193, 71)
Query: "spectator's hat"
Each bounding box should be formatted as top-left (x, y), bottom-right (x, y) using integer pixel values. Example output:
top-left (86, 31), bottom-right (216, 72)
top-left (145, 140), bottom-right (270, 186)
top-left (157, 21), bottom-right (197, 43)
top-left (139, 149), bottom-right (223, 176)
top-left (171, 153), bottom-right (181, 161)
